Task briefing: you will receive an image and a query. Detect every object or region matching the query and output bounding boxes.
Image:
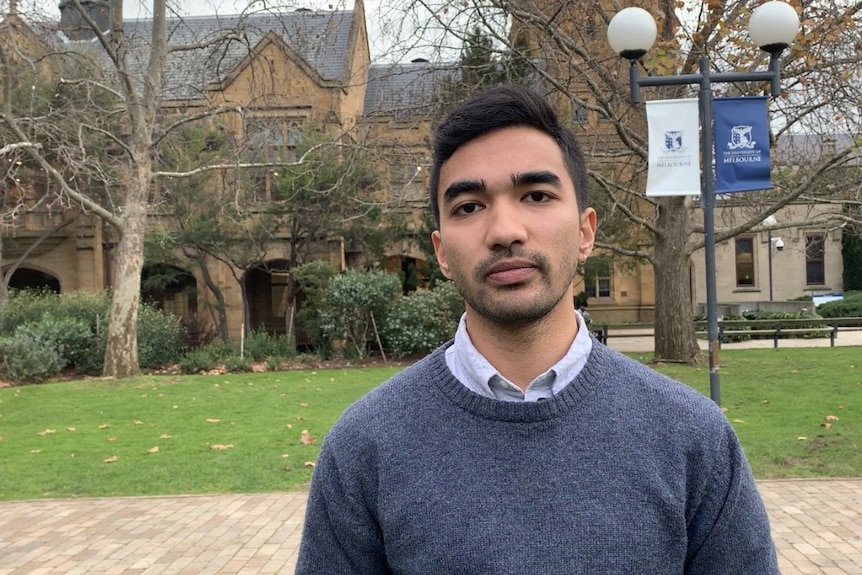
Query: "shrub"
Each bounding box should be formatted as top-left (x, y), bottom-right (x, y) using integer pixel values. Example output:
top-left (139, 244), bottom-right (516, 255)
top-left (293, 260), bottom-right (338, 352)
top-left (380, 282), bottom-right (464, 357)
top-left (14, 315), bottom-right (101, 374)
top-left (0, 332), bottom-right (66, 383)
top-left (137, 305), bottom-right (185, 369)
top-left (321, 269), bottom-right (403, 359)
top-left (179, 348), bottom-right (219, 374)
top-left (242, 329), bottom-right (295, 362)
top-left (222, 354), bottom-right (254, 373)
top-left (817, 292), bottom-right (862, 318)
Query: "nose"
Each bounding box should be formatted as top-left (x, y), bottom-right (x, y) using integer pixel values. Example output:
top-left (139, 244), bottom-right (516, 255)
top-left (484, 200), bottom-right (528, 250)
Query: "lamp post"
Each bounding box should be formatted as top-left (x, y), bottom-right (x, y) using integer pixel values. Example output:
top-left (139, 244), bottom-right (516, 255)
top-left (607, 1), bottom-right (799, 405)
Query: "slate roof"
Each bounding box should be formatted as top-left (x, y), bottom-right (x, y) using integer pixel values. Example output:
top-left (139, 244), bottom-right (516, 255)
top-left (56, 9), bottom-right (356, 101)
top-left (774, 133), bottom-right (861, 166)
top-left (363, 61), bottom-right (456, 120)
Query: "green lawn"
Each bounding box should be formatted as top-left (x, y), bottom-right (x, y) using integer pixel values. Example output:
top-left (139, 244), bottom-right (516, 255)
top-left (0, 347), bottom-right (859, 501)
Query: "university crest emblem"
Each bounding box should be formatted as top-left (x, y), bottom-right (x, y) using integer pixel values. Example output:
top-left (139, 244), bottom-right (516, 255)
top-left (664, 130), bottom-right (685, 152)
top-left (728, 125), bottom-right (756, 150)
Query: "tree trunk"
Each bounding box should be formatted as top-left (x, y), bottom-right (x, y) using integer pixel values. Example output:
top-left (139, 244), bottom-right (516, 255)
top-left (197, 257), bottom-right (229, 343)
top-left (653, 196), bottom-right (701, 363)
top-left (102, 172), bottom-right (148, 378)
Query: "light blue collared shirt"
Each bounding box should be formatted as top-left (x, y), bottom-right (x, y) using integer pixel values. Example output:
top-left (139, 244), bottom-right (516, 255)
top-left (444, 310), bottom-right (593, 402)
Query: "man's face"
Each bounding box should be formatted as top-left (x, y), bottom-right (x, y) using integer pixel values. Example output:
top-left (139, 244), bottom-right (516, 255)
top-left (431, 126), bottom-right (596, 326)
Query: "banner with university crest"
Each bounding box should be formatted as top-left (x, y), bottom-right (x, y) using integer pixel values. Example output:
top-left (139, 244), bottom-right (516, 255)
top-left (645, 98), bottom-right (700, 196)
top-left (713, 96), bottom-right (772, 193)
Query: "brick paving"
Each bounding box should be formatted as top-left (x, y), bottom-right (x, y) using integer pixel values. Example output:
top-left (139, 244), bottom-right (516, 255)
top-left (0, 480), bottom-right (860, 574)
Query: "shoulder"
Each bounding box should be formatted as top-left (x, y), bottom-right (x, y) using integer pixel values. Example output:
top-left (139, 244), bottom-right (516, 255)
top-left (322, 345), bottom-right (451, 450)
top-left (584, 342), bottom-right (731, 441)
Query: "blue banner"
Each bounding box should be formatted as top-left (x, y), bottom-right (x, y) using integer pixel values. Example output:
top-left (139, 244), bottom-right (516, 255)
top-left (713, 97), bottom-right (772, 193)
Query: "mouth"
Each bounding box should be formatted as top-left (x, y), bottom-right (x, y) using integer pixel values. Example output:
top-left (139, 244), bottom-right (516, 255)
top-left (484, 260), bottom-right (538, 285)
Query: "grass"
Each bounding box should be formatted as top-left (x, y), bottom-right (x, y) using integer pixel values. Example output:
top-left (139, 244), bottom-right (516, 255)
top-left (645, 347), bottom-right (862, 479)
top-left (0, 347), bottom-right (859, 501)
top-left (0, 366), bottom-right (399, 501)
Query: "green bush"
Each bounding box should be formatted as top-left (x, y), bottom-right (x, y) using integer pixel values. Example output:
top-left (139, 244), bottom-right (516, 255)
top-left (179, 348), bottom-right (219, 374)
top-left (222, 354), bottom-right (254, 372)
top-left (817, 292), bottom-right (862, 318)
top-left (14, 315), bottom-right (101, 374)
top-left (0, 332), bottom-right (66, 383)
top-left (0, 290), bottom-right (186, 377)
top-left (293, 260), bottom-right (338, 352)
top-left (137, 305), bottom-right (185, 369)
top-left (380, 282), bottom-right (464, 357)
top-left (242, 329), bottom-right (295, 361)
top-left (321, 269), bottom-right (403, 360)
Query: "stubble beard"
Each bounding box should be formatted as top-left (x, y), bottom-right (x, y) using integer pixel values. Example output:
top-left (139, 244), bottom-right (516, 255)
top-left (451, 248), bottom-right (577, 326)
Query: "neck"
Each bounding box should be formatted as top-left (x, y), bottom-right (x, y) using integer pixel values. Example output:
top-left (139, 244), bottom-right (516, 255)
top-left (464, 304), bottom-right (579, 390)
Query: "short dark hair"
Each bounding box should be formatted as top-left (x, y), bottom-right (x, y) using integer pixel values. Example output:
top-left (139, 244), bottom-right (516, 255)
top-left (428, 85), bottom-right (589, 225)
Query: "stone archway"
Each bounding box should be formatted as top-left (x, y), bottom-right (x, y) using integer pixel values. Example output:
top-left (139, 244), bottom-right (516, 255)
top-left (7, 267), bottom-right (61, 292)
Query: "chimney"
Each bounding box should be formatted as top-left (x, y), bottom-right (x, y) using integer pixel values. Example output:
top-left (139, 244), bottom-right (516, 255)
top-left (58, 0), bottom-right (110, 41)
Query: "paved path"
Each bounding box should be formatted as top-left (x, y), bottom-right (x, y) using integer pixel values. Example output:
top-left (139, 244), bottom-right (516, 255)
top-left (602, 326), bottom-right (862, 354)
top-left (1, 479), bottom-right (861, 574)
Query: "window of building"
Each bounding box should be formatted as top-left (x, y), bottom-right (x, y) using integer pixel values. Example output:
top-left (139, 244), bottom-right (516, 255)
top-left (245, 118), bottom-right (303, 202)
top-left (806, 234), bottom-right (825, 285)
top-left (735, 237), bottom-right (755, 286)
top-left (584, 256), bottom-right (612, 298)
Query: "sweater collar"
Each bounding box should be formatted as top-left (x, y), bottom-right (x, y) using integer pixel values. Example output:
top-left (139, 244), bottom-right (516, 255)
top-left (427, 339), bottom-right (612, 422)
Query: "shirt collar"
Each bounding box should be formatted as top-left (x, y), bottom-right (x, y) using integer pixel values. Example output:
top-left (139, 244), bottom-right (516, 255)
top-left (444, 309), bottom-right (593, 402)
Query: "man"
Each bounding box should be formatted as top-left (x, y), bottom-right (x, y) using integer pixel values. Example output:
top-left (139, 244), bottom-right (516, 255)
top-left (295, 85), bottom-right (778, 573)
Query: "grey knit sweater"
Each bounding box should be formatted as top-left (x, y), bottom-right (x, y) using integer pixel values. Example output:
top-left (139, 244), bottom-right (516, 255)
top-left (295, 341), bottom-right (778, 574)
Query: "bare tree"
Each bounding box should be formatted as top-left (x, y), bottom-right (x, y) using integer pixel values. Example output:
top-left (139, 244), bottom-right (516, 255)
top-left (375, 0), bottom-right (862, 363)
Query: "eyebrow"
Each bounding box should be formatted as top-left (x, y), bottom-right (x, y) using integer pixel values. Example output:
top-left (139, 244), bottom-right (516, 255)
top-left (441, 170), bottom-right (564, 206)
top-left (511, 170), bottom-right (563, 188)
top-left (441, 179), bottom-right (486, 205)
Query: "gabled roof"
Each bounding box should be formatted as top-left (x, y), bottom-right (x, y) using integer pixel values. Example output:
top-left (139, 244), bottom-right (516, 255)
top-left (58, 9), bottom-right (356, 101)
top-left (363, 61), bottom-right (456, 120)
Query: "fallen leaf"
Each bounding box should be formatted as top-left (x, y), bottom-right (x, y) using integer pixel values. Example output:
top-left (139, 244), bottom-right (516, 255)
top-left (210, 443), bottom-right (234, 450)
top-left (286, 424), bottom-right (293, 429)
top-left (107, 435), bottom-right (117, 442)
top-left (147, 446), bottom-right (159, 453)
top-left (282, 453), bottom-right (290, 459)
top-left (300, 430), bottom-right (315, 445)
top-left (732, 419), bottom-right (744, 424)
top-left (760, 400), bottom-right (770, 405)
top-left (299, 403), bottom-right (309, 408)
top-left (172, 405), bottom-right (178, 409)
top-left (103, 455), bottom-right (117, 463)
top-left (70, 453), bottom-right (76, 458)
top-left (99, 424), bottom-right (110, 430)
top-left (159, 433), bottom-right (172, 439)
top-left (37, 429), bottom-right (56, 437)
top-left (821, 422), bottom-right (832, 429)
top-left (825, 415), bottom-right (839, 421)
top-left (133, 420), bottom-right (143, 425)
top-left (720, 407), bottom-right (729, 413)
top-left (304, 461), bottom-right (316, 468)
top-left (30, 449), bottom-right (41, 454)
top-left (66, 427), bottom-right (76, 432)
top-left (296, 416), bottom-right (305, 422)
top-left (206, 418), bottom-right (221, 423)
top-left (797, 436), bottom-right (808, 440)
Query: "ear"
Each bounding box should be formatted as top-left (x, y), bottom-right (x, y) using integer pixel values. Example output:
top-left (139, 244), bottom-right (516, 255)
top-left (578, 208), bottom-right (597, 262)
top-left (431, 230), bottom-right (453, 279)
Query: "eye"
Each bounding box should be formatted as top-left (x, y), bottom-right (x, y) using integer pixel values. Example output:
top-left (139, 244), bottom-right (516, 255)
top-left (524, 191), bottom-right (552, 203)
top-left (453, 202), bottom-right (483, 216)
